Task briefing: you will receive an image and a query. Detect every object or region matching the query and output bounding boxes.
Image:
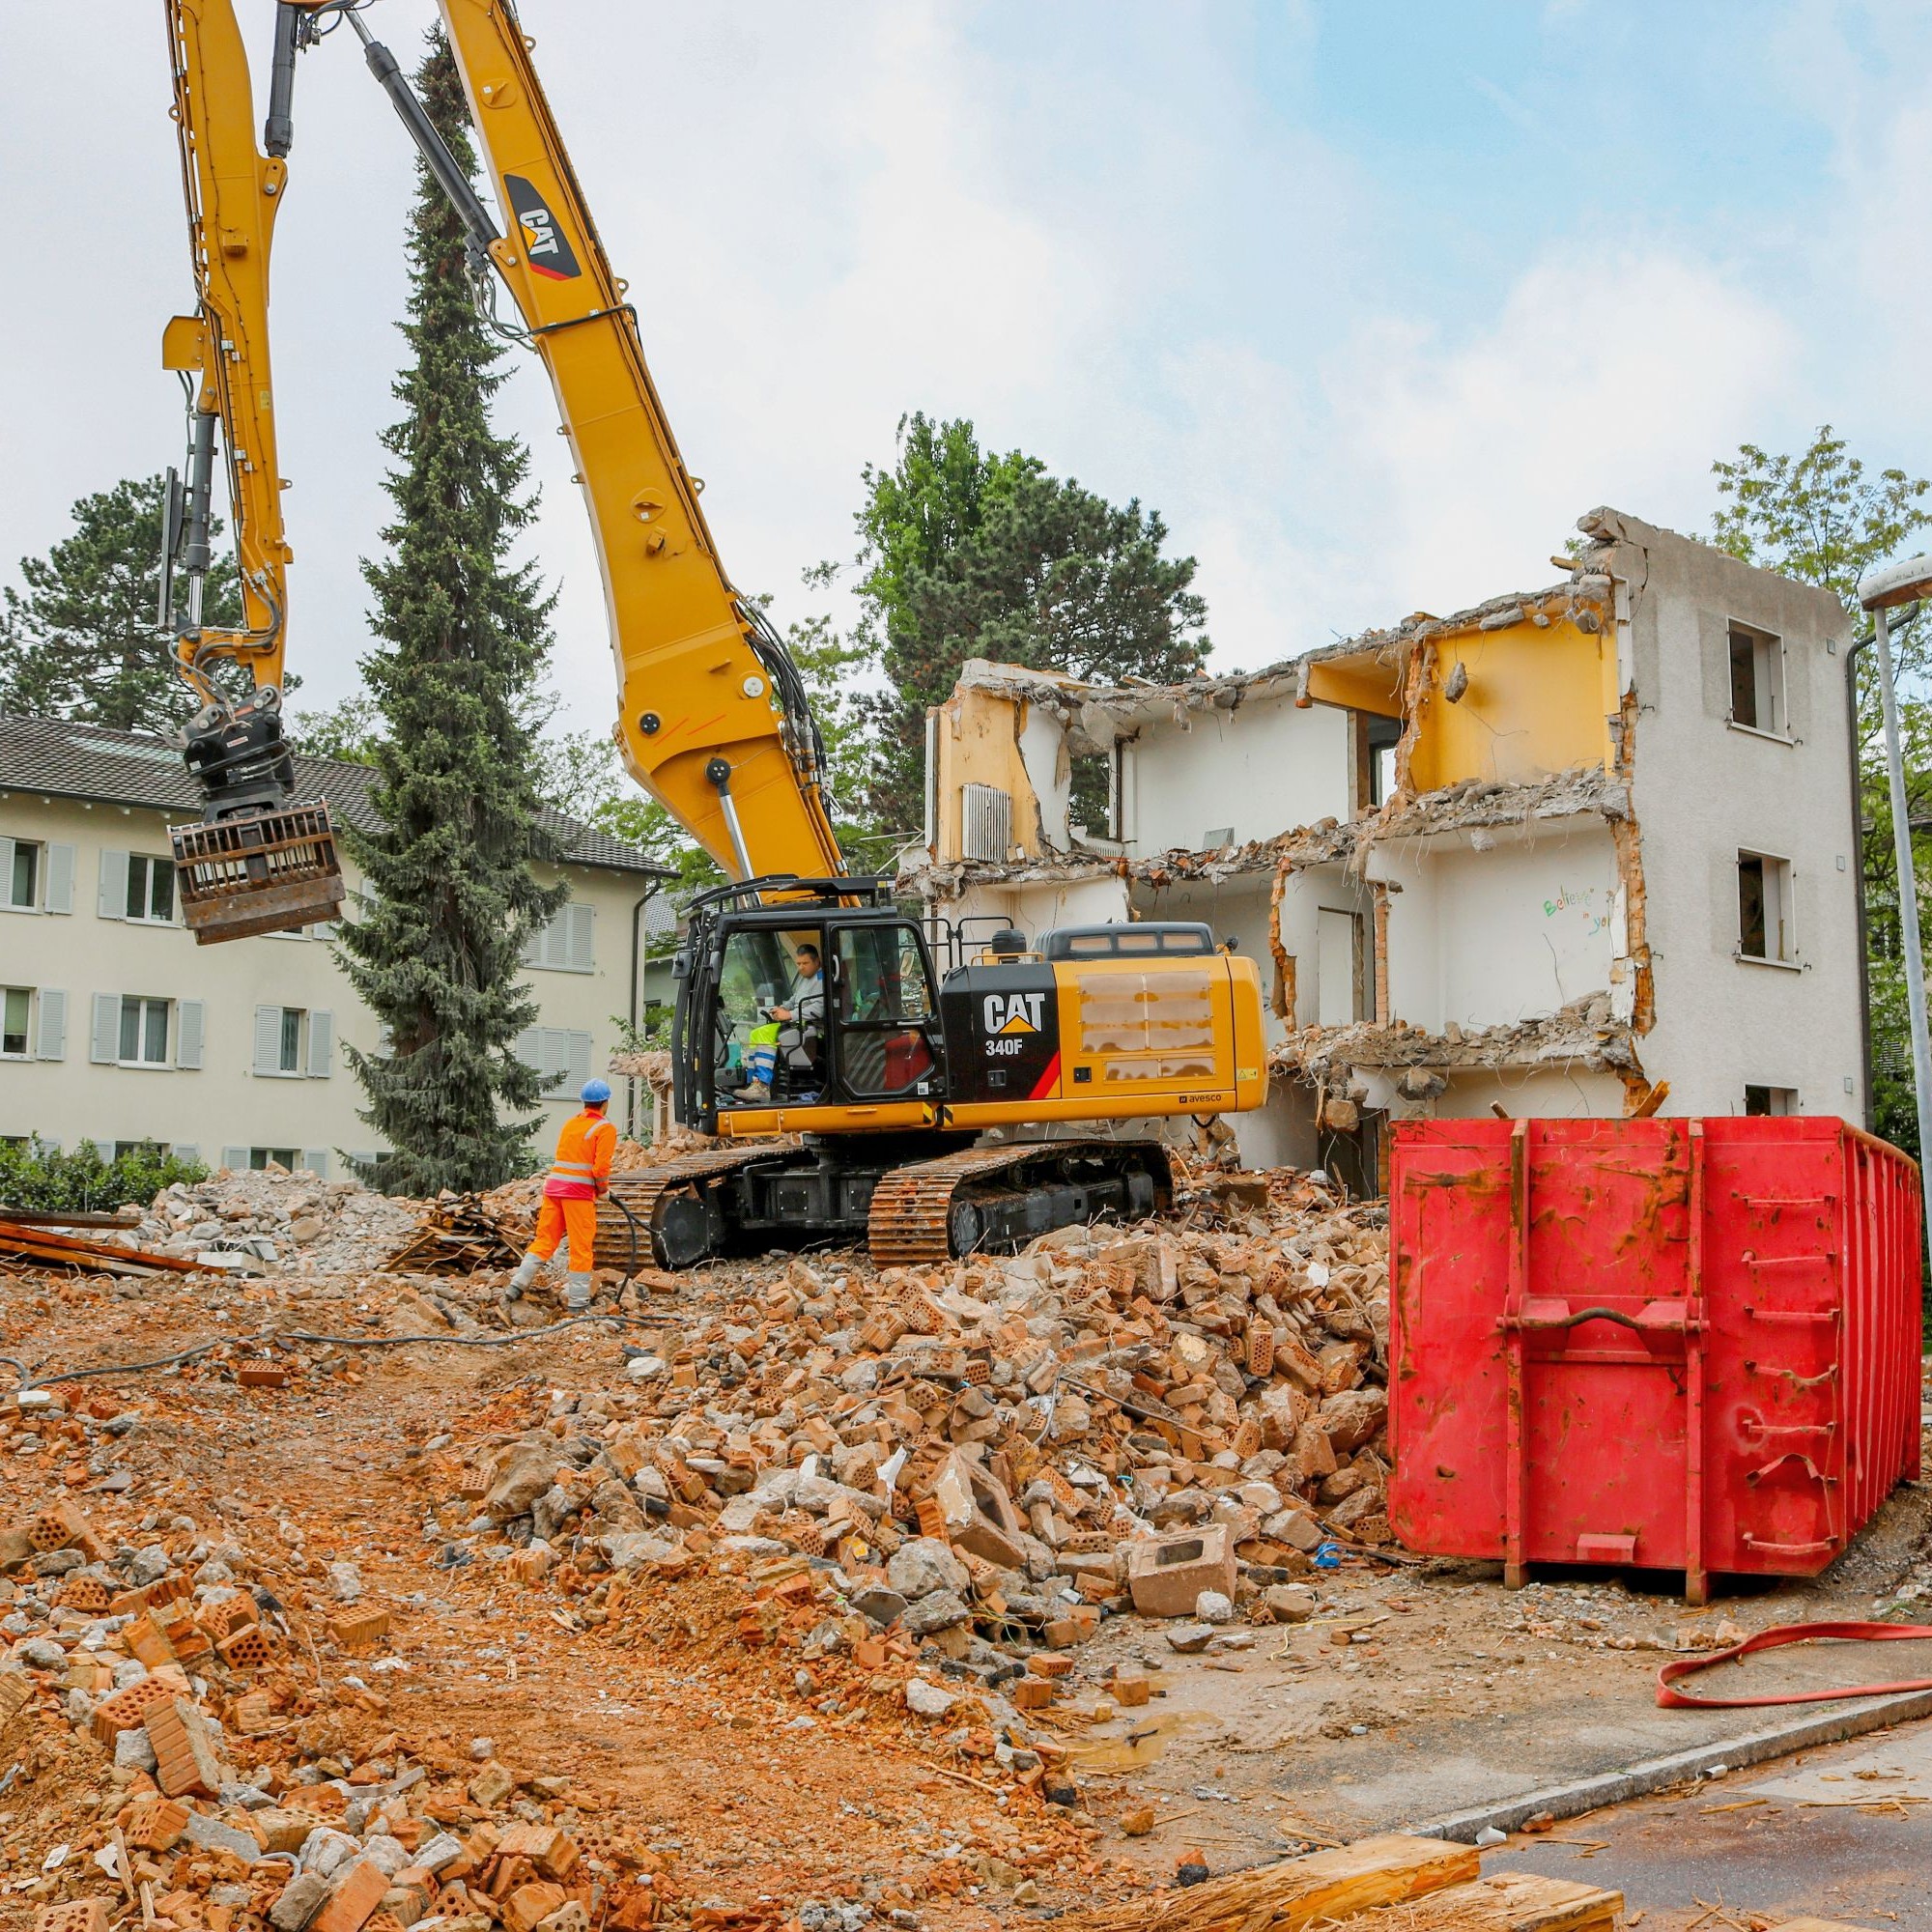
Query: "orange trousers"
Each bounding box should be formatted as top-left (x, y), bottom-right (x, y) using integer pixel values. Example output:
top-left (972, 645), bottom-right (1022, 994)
top-left (530, 1194), bottom-right (598, 1272)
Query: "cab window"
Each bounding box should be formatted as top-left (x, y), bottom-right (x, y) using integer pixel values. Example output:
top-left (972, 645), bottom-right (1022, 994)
top-left (835, 925), bottom-right (937, 1097)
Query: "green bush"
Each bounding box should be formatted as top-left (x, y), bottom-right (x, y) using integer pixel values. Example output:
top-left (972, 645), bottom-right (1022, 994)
top-left (0, 1137), bottom-right (208, 1215)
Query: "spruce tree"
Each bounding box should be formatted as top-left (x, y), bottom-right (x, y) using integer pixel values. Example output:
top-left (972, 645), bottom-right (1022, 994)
top-left (335, 32), bottom-right (565, 1194)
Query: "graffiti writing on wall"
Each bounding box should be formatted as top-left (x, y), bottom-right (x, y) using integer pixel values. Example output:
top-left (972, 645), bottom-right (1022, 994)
top-left (1544, 885), bottom-right (1609, 936)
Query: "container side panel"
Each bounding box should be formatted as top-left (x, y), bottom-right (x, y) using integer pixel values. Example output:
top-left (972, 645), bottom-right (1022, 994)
top-left (1389, 1122), bottom-right (1515, 1559)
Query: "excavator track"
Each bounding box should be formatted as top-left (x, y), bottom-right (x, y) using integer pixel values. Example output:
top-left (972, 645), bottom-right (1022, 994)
top-left (867, 1139), bottom-right (1174, 1267)
top-left (594, 1140), bottom-right (800, 1272)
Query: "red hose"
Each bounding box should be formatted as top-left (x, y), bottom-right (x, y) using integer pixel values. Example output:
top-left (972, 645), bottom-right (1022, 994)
top-left (1657, 1620), bottom-right (1932, 1709)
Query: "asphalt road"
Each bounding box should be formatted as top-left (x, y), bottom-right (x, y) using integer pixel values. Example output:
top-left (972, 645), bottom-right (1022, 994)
top-left (1491, 1714), bottom-right (1932, 1929)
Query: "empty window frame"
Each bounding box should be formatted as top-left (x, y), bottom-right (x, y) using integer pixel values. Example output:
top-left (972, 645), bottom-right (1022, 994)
top-left (125, 854), bottom-right (175, 923)
top-left (1727, 623), bottom-right (1787, 737)
top-left (1737, 851), bottom-right (1795, 964)
top-left (1744, 1085), bottom-right (1798, 1116)
top-left (2, 987), bottom-right (28, 1057)
top-left (118, 997), bottom-right (171, 1065)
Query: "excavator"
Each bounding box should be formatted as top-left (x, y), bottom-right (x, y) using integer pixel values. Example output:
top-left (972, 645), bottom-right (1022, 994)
top-left (157, 0), bottom-right (1269, 1267)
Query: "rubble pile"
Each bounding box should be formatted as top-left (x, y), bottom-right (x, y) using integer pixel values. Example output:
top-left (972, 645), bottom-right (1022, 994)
top-left (440, 1170), bottom-right (1391, 1699)
top-left (0, 1488), bottom-right (670, 1932)
top-left (130, 1169), bottom-right (422, 1279)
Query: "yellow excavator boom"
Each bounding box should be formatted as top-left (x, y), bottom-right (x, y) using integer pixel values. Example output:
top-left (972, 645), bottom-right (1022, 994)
top-left (161, 0), bottom-right (295, 696)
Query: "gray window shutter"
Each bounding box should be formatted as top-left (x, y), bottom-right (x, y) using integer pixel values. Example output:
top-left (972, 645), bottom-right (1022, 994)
top-left (98, 850), bottom-right (129, 920)
top-left (220, 1146), bottom-right (249, 1172)
top-left (570, 903), bottom-right (595, 971)
top-left (307, 1009), bottom-right (333, 1078)
top-left (376, 1021), bottom-right (394, 1056)
top-left (171, 1144), bottom-right (199, 1164)
top-left (253, 1006), bottom-right (281, 1075)
top-left (90, 993), bottom-right (121, 1065)
top-left (514, 1025), bottom-right (539, 1071)
top-left (299, 1149), bottom-right (330, 1178)
top-left (566, 1030), bottom-right (592, 1092)
top-left (521, 923), bottom-right (543, 968)
top-left (43, 843), bottom-right (74, 915)
top-left (35, 989), bottom-right (67, 1062)
top-left (175, 999), bottom-right (205, 1070)
top-left (0, 838), bottom-right (13, 906)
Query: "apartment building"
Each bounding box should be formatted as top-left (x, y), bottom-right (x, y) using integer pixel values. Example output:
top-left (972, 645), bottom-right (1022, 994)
top-left (905, 508), bottom-right (1861, 1181)
top-left (0, 716), bottom-right (670, 1172)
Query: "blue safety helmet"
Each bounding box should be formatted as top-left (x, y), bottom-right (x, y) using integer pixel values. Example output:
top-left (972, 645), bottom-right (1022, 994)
top-left (581, 1078), bottom-right (612, 1106)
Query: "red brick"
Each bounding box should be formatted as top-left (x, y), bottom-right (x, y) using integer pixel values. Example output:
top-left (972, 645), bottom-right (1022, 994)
top-left (88, 1674), bottom-right (179, 1749)
top-left (237, 1365), bottom-right (290, 1389)
top-left (145, 1694), bottom-right (223, 1799)
top-left (123, 1798), bottom-right (191, 1852)
top-left (0, 1668), bottom-right (33, 1731)
top-left (36, 1900), bottom-right (109, 1932)
top-left (217, 1625), bottom-right (274, 1671)
top-left (495, 1825), bottom-right (578, 1885)
top-left (501, 1884), bottom-right (568, 1932)
top-left (327, 1606), bottom-right (391, 1652)
top-left (1126, 1523), bottom-right (1236, 1619)
top-left (313, 1863), bottom-right (388, 1932)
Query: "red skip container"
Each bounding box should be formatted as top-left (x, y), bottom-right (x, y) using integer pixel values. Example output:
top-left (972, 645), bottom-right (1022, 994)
top-left (1388, 1117), bottom-right (1922, 1603)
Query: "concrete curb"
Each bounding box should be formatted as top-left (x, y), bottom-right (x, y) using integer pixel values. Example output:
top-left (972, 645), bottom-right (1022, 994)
top-left (1413, 1688), bottom-right (1932, 1842)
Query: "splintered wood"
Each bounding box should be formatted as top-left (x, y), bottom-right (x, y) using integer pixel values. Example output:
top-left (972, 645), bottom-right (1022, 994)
top-left (384, 1193), bottom-right (531, 1274)
top-left (1055, 1837), bottom-right (1622, 1932)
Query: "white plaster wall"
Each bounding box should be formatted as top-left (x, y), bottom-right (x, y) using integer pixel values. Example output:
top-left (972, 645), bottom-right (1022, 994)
top-left (1606, 515), bottom-right (1863, 1120)
top-left (1123, 696), bottom-right (1350, 854)
top-left (0, 793), bottom-right (650, 1168)
top-left (1370, 820), bottom-right (1617, 1034)
top-left (1018, 706), bottom-right (1073, 850)
top-left (1272, 866), bottom-right (1373, 1031)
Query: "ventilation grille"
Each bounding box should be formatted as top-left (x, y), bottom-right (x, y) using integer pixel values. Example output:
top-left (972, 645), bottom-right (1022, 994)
top-left (960, 783), bottom-right (1012, 863)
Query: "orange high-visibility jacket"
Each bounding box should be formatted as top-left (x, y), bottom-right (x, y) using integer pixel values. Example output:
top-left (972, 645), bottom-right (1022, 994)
top-left (542, 1109), bottom-right (618, 1201)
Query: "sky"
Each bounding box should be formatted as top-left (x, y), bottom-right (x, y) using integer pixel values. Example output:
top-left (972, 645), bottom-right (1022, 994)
top-left (4, 0), bottom-right (1932, 749)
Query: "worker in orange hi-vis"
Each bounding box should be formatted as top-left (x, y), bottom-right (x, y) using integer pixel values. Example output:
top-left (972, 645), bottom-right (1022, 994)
top-left (510, 1079), bottom-right (618, 1311)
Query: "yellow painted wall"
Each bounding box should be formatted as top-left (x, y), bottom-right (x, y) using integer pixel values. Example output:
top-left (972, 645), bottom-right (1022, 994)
top-left (1406, 615), bottom-right (1617, 791)
top-left (932, 686), bottom-right (1044, 862)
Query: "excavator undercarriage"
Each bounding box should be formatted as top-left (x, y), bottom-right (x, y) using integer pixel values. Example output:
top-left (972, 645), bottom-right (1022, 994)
top-left (595, 1134), bottom-right (1175, 1272)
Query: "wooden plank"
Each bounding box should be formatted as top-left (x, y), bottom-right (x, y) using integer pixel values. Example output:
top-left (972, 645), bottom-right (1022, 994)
top-left (0, 1220), bottom-right (197, 1274)
top-left (1773, 1921), bottom-right (1893, 1932)
top-left (1392, 1873), bottom-right (1622, 1932)
top-left (1057, 1834), bottom-right (1478, 1932)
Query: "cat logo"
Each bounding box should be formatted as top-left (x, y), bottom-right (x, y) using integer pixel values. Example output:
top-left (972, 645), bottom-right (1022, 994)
top-left (983, 991), bottom-right (1046, 1036)
top-left (504, 174), bottom-right (582, 281)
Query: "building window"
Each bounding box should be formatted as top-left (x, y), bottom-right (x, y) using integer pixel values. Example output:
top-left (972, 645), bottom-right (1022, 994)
top-left (2, 987), bottom-right (28, 1057)
top-left (126, 855), bottom-right (175, 923)
top-left (280, 1008), bottom-right (303, 1073)
top-left (1737, 852), bottom-right (1795, 963)
top-left (524, 902), bottom-right (596, 973)
top-left (253, 1005), bottom-right (332, 1078)
top-left (1744, 1085), bottom-right (1798, 1116)
top-left (118, 997), bottom-right (171, 1065)
top-left (113, 1139), bottom-right (166, 1160)
top-left (6, 841), bottom-right (39, 910)
top-left (250, 1147), bottom-right (298, 1172)
top-left (1727, 623), bottom-right (1787, 737)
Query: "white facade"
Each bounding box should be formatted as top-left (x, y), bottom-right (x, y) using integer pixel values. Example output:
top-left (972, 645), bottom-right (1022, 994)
top-left (0, 721), bottom-right (668, 1172)
top-left (910, 507), bottom-right (1865, 1177)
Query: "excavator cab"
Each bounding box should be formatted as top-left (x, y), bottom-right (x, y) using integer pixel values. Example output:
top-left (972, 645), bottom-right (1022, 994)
top-left (673, 877), bottom-right (947, 1133)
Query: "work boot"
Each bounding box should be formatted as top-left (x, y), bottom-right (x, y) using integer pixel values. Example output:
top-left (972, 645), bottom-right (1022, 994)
top-left (563, 1271), bottom-right (594, 1313)
top-left (510, 1252), bottom-right (543, 1293)
top-left (732, 1080), bottom-right (771, 1103)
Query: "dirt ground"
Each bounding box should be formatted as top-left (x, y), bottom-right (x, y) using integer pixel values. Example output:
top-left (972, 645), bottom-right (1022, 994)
top-left (4, 1256), bottom-right (1930, 1932)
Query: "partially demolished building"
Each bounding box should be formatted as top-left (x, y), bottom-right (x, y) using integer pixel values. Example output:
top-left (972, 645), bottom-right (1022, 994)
top-left (902, 508), bottom-right (1863, 1179)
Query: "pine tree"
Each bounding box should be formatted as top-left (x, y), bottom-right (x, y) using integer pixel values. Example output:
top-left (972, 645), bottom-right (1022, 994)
top-left (0, 474), bottom-right (242, 732)
top-left (334, 32), bottom-right (566, 1194)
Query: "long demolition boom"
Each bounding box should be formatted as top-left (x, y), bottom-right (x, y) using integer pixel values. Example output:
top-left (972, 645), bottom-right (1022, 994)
top-left (331, 0), bottom-right (847, 887)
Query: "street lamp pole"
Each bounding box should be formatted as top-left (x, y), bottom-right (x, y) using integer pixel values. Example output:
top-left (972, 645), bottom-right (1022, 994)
top-left (1859, 554), bottom-right (1932, 1255)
